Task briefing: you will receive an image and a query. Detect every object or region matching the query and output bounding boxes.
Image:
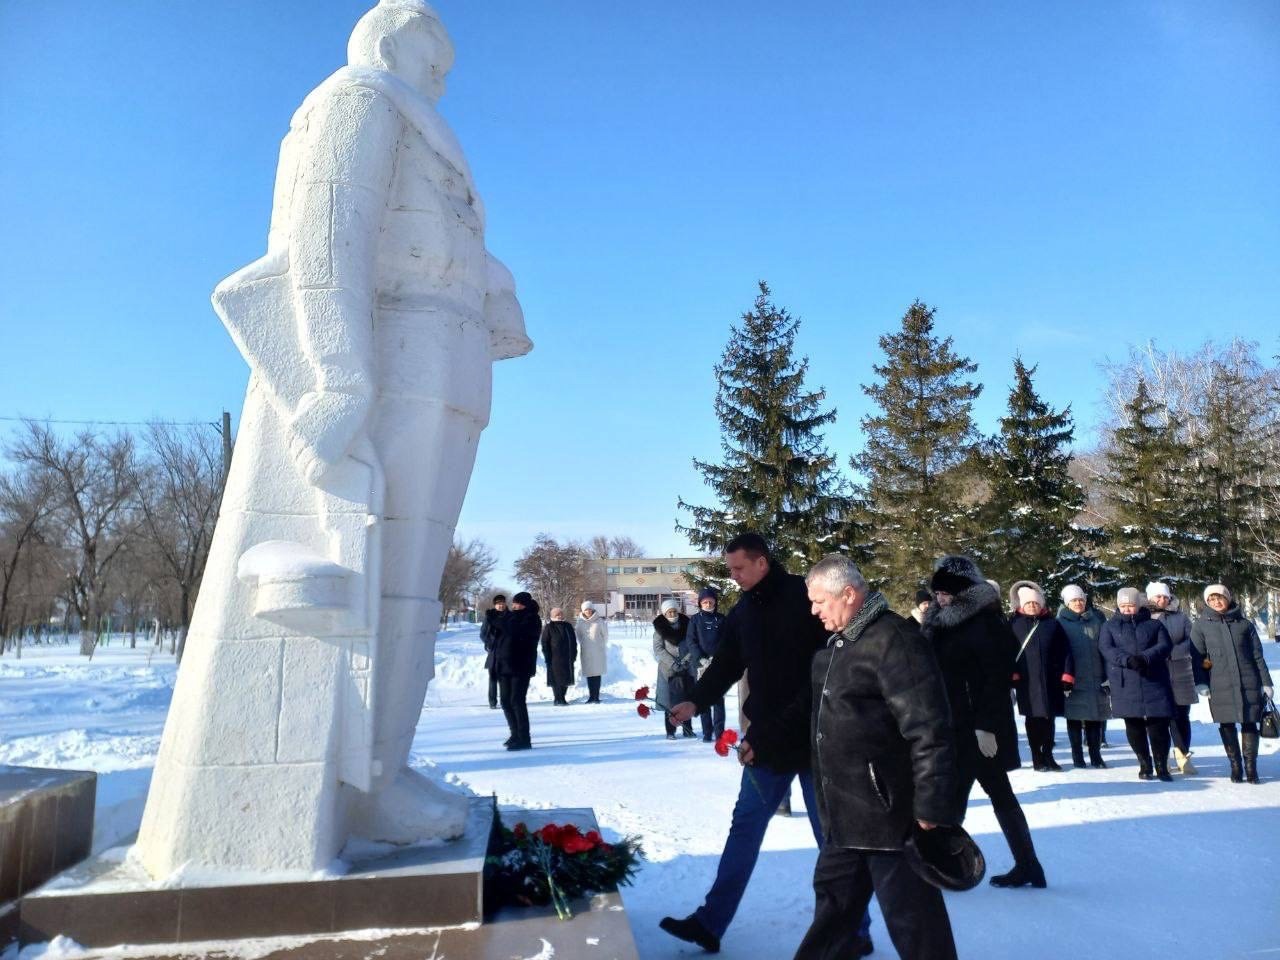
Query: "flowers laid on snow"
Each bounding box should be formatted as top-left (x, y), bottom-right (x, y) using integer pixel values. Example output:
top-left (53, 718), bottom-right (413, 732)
top-left (485, 810), bottom-right (644, 920)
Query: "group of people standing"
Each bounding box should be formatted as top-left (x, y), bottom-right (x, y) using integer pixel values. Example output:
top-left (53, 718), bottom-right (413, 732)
top-left (479, 594), bottom-right (611, 751)
top-left (652, 588), bottom-right (728, 741)
top-left (977, 576), bottom-right (1274, 786)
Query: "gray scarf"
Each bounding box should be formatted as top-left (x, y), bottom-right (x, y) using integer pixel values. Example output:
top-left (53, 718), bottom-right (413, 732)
top-left (836, 591), bottom-right (889, 645)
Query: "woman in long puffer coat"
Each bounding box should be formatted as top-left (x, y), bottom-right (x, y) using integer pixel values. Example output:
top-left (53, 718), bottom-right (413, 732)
top-left (924, 556), bottom-right (1046, 889)
top-left (1099, 587), bottom-right (1175, 781)
top-left (1008, 581), bottom-right (1075, 772)
top-left (575, 601), bottom-right (609, 703)
top-left (1056, 585), bottom-right (1109, 768)
top-left (1145, 581), bottom-right (1199, 774)
top-left (1191, 583), bottom-right (1274, 784)
top-left (652, 599), bottom-right (696, 739)
top-left (539, 607), bottom-right (578, 705)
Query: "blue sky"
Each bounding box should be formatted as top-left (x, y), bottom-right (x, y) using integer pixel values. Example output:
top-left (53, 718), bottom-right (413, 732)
top-left (2, 1), bottom-right (1277, 583)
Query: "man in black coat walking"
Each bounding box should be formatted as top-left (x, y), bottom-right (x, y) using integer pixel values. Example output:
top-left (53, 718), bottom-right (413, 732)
top-left (480, 594), bottom-right (507, 709)
top-left (660, 534), bottom-right (873, 956)
top-left (495, 592), bottom-right (541, 750)
top-left (795, 555), bottom-right (959, 960)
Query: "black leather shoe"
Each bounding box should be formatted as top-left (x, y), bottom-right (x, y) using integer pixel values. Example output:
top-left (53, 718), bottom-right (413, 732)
top-left (990, 862), bottom-right (1047, 888)
top-left (659, 915), bottom-right (720, 953)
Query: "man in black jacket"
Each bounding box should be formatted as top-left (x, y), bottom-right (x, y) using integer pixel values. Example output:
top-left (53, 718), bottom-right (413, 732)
top-left (495, 592), bottom-right (541, 751)
top-left (660, 534), bottom-right (872, 956)
top-left (480, 594), bottom-right (507, 709)
top-left (795, 555), bottom-right (959, 960)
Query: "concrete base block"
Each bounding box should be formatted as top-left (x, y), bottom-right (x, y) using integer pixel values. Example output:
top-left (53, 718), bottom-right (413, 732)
top-left (1, 766), bottom-right (97, 910)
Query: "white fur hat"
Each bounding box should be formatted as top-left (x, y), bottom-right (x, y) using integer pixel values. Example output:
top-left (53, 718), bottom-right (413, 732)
top-left (659, 599), bottom-right (680, 614)
top-left (580, 600), bottom-right (595, 612)
top-left (1060, 584), bottom-right (1086, 603)
top-left (1145, 581), bottom-right (1172, 600)
top-left (1203, 584), bottom-right (1232, 603)
top-left (1016, 585), bottom-right (1045, 609)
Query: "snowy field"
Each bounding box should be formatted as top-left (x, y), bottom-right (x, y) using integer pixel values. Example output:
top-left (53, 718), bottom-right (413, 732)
top-left (3, 623), bottom-right (1279, 959)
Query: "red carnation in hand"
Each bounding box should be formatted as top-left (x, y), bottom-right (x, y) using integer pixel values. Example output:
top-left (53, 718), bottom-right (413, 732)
top-left (720, 729), bottom-right (739, 746)
top-left (714, 740), bottom-right (730, 757)
top-left (637, 703), bottom-right (651, 718)
top-left (635, 686), bottom-right (651, 701)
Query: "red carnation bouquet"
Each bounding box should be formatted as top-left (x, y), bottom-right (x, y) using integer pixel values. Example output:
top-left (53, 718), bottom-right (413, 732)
top-left (713, 728), bottom-right (764, 798)
top-left (634, 684), bottom-right (670, 719)
top-left (485, 810), bottom-right (644, 920)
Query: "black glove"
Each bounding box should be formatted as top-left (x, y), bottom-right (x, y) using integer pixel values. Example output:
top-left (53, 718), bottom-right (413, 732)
top-left (1125, 655), bottom-right (1145, 671)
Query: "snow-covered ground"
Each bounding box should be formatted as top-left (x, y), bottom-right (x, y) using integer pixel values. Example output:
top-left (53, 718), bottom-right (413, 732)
top-left (3, 624), bottom-right (1279, 958)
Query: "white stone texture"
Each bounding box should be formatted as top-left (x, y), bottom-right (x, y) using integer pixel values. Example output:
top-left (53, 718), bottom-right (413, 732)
top-left (135, 0), bottom-right (530, 879)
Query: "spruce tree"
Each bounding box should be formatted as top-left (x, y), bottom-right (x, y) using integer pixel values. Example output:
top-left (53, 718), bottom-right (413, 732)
top-left (977, 358), bottom-right (1102, 598)
top-left (677, 282), bottom-right (852, 591)
top-left (1185, 358), bottom-right (1275, 594)
top-left (1100, 377), bottom-right (1199, 591)
top-left (853, 300), bottom-right (982, 597)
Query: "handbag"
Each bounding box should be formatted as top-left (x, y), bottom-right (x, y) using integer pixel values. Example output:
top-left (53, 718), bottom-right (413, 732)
top-left (1260, 695), bottom-right (1280, 740)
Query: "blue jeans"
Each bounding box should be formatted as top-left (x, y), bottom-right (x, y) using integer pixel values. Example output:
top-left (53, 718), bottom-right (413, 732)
top-left (694, 764), bottom-right (873, 941)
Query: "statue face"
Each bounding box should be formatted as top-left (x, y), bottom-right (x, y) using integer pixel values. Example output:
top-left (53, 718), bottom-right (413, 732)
top-left (386, 19), bottom-right (452, 101)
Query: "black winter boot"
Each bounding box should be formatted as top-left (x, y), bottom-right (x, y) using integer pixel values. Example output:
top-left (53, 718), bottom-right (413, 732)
top-left (1243, 730), bottom-right (1261, 784)
top-left (1068, 721), bottom-right (1086, 768)
top-left (1086, 722), bottom-right (1107, 768)
top-left (1153, 756), bottom-right (1174, 782)
top-left (990, 804), bottom-right (1047, 888)
top-left (1221, 725), bottom-right (1244, 783)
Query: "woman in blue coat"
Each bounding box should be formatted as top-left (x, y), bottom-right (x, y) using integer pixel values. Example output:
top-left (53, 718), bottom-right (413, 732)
top-left (1008, 581), bottom-right (1075, 772)
top-left (1098, 587), bottom-right (1175, 781)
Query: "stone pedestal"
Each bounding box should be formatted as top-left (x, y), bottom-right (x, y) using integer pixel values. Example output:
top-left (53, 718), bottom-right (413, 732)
top-left (1, 766), bottom-right (97, 947)
top-left (18, 801), bottom-right (640, 959)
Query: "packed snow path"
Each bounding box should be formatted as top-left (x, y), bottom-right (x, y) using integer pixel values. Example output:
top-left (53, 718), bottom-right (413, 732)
top-left (2, 624), bottom-right (1278, 958)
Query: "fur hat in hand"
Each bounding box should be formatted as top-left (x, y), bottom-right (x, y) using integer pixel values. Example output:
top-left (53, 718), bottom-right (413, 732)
top-left (929, 555), bottom-right (986, 595)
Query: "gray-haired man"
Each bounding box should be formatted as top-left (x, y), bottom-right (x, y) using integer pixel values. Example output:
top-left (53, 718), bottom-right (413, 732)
top-left (795, 555), bottom-right (959, 960)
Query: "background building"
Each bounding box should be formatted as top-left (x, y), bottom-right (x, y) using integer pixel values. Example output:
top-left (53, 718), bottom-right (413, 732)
top-left (582, 557), bottom-right (703, 619)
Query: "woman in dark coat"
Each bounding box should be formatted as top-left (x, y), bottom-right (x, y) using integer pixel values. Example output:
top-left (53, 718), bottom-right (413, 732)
top-left (924, 556), bottom-right (1046, 889)
top-left (495, 592), bottom-right (541, 751)
top-left (687, 587), bottom-right (727, 742)
top-left (1191, 583), bottom-right (1274, 784)
top-left (539, 607), bottom-right (578, 706)
top-left (652, 599), bottom-right (695, 739)
top-left (1146, 581), bottom-right (1199, 774)
top-left (1008, 580), bottom-right (1075, 772)
top-left (1098, 587), bottom-right (1175, 780)
top-left (1056, 584), bottom-right (1110, 768)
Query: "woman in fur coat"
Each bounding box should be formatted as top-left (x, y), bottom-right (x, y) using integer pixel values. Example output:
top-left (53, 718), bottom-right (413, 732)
top-left (575, 601), bottom-right (609, 703)
top-left (924, 556), bottom-right (1046, 889)
top-left (1056, 585), bottom-right (1110, 768)
top-left (652, 599), bottom-right (696, 739)
top-left (1008, 580), bottom-right (1075, 772)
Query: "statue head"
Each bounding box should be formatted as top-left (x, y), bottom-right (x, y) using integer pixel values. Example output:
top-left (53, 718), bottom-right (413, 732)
top-left (348, 0), bottom-right (454, 103)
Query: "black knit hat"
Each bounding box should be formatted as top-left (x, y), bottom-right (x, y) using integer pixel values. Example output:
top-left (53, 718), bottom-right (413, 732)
top-left (511, 591), bottom-right (533, 606)
top-left (915, 588), bottom-right (933, 605)
top-left (492, 594), bottom-right (507, 604)
top-left (929, 555), bottom-right (985, 596)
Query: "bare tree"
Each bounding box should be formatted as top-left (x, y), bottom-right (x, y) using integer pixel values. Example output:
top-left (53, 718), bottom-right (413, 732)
top-left (586, 534), bottom-right (647, 559)
top-left (133, 422), bottom-right (225, 662)
top-left (0, 464), bottom-right (55, 648)
top-left (9, 423), bottom-right (139, 656)
top-left (513, 533), bottom-right (591, 612)
top-left (438, 537), bottom-right (497, 615)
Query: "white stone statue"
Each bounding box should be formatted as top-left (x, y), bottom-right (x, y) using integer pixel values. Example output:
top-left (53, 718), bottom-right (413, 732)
top-left (136, 0), bottom-right (531, 877)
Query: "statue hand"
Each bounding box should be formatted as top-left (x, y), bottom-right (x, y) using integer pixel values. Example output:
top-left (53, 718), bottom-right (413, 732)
top-left (288, 390), bottom-right (370, 485)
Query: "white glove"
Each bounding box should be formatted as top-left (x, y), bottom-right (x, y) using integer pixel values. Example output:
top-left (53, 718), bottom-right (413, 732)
top-left (1196, 684), bottom-right (1210, 698)
top-left (975, 730), bottom-right (998, 758)
top-left (1101, 680), bottom-right (1110, 690)
top-left (1264, 686), bottom-right (1274, 699)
